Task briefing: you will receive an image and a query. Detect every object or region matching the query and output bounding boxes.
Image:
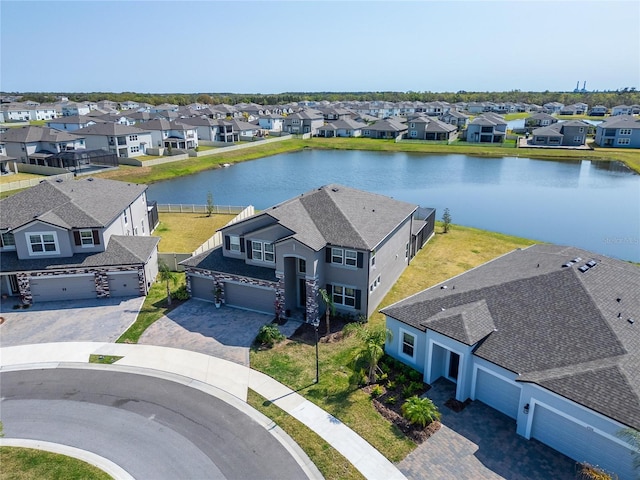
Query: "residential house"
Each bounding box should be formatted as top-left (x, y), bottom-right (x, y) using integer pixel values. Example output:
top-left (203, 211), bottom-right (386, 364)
top-left (177, 116), bottom-right (225, 142)
top-left (406, 116), bottom-right (458, 141)
top-left (181, 184), bottom-right (435, 321)
top-left (315, 107), bottom-right (354, 121)
top-left (543, 102), bottom-right (565, 114)
top-left (465, 113), bottom-right (507, 143)
top-left (422, 101), bottom-right (451, 117)
top-left (1, 102), bottom-right (35, 121)
top-left (71, 123), bottom-right (152, 158)
top-left (466, 102), bottom-right (492, 114)
top-left (611, 105), bottom-right (633, 116)
top-left (0, 126), bottom-right (86, 165)
top-left (258, 113), bottom-right (285, 132)
top-left (0, 177), bottom-right (160, 303)
top-left (524, 112), bottom-right (558, 130)
top-left (283, 109), bottom-right (324, 135)
top-left (61, 101), bottom-right (91, 117)
top-left (0, 142), bottom-right (16, 174)
top-left (47, 115), bottom-right (103, 131)
top-left (136, 119), bottom-right (198, 150)
top-left (440, 110), bottom-right (469, 129)
top-left (559, 103), bottom-right (588, 115)
top-left (149, 103), bottom-right (179, 113)
top-left (530, 120), bottom-right (589, 147)
top-left (589, 105), bottom-right (608, 116)
top-left (230, 119), bottom-right (261, 138)
top-left (362, 118), bottom-right (408, 139)
top-left (595, 115), bottom-right (640, 148)
top-left (381, 244), bottom-right (639, 480)
top-left (119, 100), bottom-right (140, 110)
top-left (32, 104), bottom-right (59, 121)
top-left (317, 118), bottom-right (367, 138)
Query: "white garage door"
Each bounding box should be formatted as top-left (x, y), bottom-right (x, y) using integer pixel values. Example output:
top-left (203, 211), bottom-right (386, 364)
top-left (108, 272), bottom-right (141, 297)
top-left (531, 405), bottom-right (634, 480)
top-left (30, 275), bottom-right (96, 302)
top-left (225, 282), bottom-right (275, 314)
top-left (474, 369), bottom-right (520, 419)
top-left (190, 275), bottom-right (216, 302)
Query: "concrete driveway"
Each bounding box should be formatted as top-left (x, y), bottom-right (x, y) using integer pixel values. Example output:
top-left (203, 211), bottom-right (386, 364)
top-left (0, 297), bottom-right (145, 347)
top-left (138, 299), bottom-right (302, 366)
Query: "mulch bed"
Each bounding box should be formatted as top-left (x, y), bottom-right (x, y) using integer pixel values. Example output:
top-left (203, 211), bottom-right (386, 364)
top-left (290, 316), bottom-right (352, 345)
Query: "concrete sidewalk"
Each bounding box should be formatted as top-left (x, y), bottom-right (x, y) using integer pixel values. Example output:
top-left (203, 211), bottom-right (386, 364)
top-left (0, 342), bottom-right (406, 480)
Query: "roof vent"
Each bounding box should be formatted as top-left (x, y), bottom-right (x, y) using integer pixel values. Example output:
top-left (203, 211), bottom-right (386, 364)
top-left (87, 177), bottom-right (94, 181)
top-left (55, 178), bottom-right (63, 183)
top-left (572, 257), bottom-right (582, 263)
top-left (586, 259), bottom-right (597, 268)
top-left (628, 318), bottom-right (635, 324)
top-left (578, 265), bottom-right (590, 273)
top-left (440, 285), bottom-right (448, 289)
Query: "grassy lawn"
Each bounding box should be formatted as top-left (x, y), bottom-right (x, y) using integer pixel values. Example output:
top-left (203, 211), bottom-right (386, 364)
top-left (250, 223), bottom-right (537, 462)
top-left (153, 213), bottom-right (236, 252)
top-left (503, 112), bottom-right (530, 120)
top-left (0, 447), bottom-right (112, 480)
top-left (247, 390), bottom-right (365, 480)
top-left (116, 273), bottom-right (186, 344)
top-left (555, 114), bottom-right (609, 121)
top-left (0, 173), bottom-right (43, 184)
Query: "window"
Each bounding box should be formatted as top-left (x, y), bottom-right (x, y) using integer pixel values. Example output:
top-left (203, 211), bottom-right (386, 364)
top-left (229, 235), bottom-right (241, 252)
top-left (401, 330), bottom-right (416, 359)
top-left (364, 130), bottom-right (370, 136)
top-left (578, 127), bottom-right (584, 133)
top-left (79, 230), bottom-right (94, 246)
top-left (410, 130), bottom-right (417, 138)
top-left (410, 123), bottom-right (415, 128)
top-left (619, 129), bottom-right (632, 135)
top-left (405, 242), bottom-right (410, 260)
top-left (27, 232), bottom-right (59, 255)
top-left (298, 258), bottom-right (306, 273)
top-left (129, 134), bottom-right (138, 141)
top-left (130, 146), bottom-right (139, 153)
top-left (123, 209), bottom-right (128, 224)
top-left (1, 232), bottom-right (15, 249)
top-left (617, 138), bottom-right (631, 145)
top-left (331, 247), bottom-right (357, 266)
top-left (370, 250), bottom-right (376, 268)
top-left (141, 219), bottom-right (145, 234)
top-left (369, 274), bottom-right (382, 293)
top-left (251, 240), bottom-right (274, 263)
top-left (332, 285), bottom-right (356, 307)
top-left (573, 136), bottom-right (583, 143)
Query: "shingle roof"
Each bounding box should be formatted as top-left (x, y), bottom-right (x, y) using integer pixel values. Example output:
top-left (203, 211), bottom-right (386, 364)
top-left (0, 126), bottom-right (81, 143)
top-left (0, 177), bottom-right (148, 231)
top-left (71, 123), bottom-right (150, 136)
top-left (597, 115), bottom-right (640, 129)
top-left (180, 246), bottom-right (277, 282)
top-left (382, 244), bottom-right (640, 429)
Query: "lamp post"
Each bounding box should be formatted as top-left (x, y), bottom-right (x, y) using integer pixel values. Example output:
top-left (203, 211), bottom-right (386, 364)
top-left (313, 320), bottom-right (319, 383)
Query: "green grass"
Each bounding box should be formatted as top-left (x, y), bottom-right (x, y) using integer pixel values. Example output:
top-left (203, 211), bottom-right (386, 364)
top-left (250, 222), bottom-right (537, 462)
top-left (116, 273), bottom-right (186, 344)
top-left (0, 447), bottom-right (112, 480)
top-left (88, 354), bottom-right (122, 364)
top-left (247, 390), bottom-right (365, 480)
top-left (503, 112), bottom-right (530, 120)
top-left (154, 213), bottom-right (235, 252)
top-left (0, 173), bottom-right (43, 184)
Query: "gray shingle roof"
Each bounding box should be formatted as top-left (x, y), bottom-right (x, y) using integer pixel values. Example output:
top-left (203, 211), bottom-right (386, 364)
top-left (0, 126), bottom-right (81, 143)
top-left (0, 177), bottom-right (148, 231)
top-left (180, 246), bottom-right (277, 282)
top-left (598, 115), bottom-right (640, 129)
top-left (382, 244), bottom-right (640, 429)
top-left (71, 123), bottom-right (150, 136)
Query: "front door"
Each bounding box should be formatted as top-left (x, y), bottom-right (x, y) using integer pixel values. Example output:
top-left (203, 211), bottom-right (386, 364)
top-left (448, 352), bottom-right (460, 381)
top-left (298, 278), bottom-right (306, 308)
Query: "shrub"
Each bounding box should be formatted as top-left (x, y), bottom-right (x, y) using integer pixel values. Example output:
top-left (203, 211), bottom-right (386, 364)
top-left (386, 396), bottom-right (397, 406)
top-left (575, 463), bottom-right (615, 480)
top-left (378, 372), bottom-right (388, 382)
top-left (401, 396), bottom-right (441, 427)
top-left (172, 285), bottom-right (190, 301)
top-left (396, 373), bottom-right (407, 385)
top-left (386, 380), bottom-right (396, 391)
top-left (370, 385), bottom-right (384, 398)
top-left (402, 381), bottom-right (425, 398)
top-left (255, 324), bottom-right (285, 348)
top-left (408, 369), bottom-right (422, 382)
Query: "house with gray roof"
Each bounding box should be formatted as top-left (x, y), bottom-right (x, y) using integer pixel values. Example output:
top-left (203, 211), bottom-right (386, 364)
top-left (136, 119), bottom-right (198, 150)
top-left (524, 112), bottom-right (558, 130)
top-left (381, 244), bottom-right (639, 480)
top-left (71, 123), bottom-right (153, 158)
top-left (0, 126), bottom-right (87, 165)
top-left (181, 184), bottom-right (435, 322)
top-left (283, 109), bottom-right (324, 135)
top-left (530, 120), bottom-right (590, 147)
top-left (0, 177), bottom-right (159, 304)
top-left (47, 115), bottom-right (105, 132)
top-left (407, 116), bottom-right (458, 141)
top-left (465, 113), bottom-right (507, 143)
top-left (317, 118), bottom-right (368, 138)
top-left (362, 118), bottom-right (408, 139)
top-left (595, 115), bottom-right (640, 148)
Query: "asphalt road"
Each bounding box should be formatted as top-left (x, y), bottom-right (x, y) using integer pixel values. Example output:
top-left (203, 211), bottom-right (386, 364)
top-left (0, 369), bottom-right (308, 480)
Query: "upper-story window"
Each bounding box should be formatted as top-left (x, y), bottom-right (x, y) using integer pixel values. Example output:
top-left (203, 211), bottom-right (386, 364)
top-left (129, 134), bottom-right (138, 141)
top-left (27, 232), bottom-right (59, 255)
top-left (252, 240), bottom-right (274, 263)
top-left (1, 232), bottom-right (15, 249)
top-left (80, 230), bottom-right (94, 246)
top-left (331, 247), bottom-right (357, 267)
top-left (124, 209), bottom-right (128, 225)
top-left (229, 235), bottom-right (241, 252)
top-left (298, 258), bottom-right (306, 273)
top-left (619, 129), bottom-right (632, 135)
top-left (370, 250), bottom-right (376, 268)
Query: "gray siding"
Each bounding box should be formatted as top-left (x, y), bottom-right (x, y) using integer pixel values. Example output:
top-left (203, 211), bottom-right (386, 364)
top-left (14, 222), bottom-right (72, 259)
top-left (474, 368), bottom-right (521, 419)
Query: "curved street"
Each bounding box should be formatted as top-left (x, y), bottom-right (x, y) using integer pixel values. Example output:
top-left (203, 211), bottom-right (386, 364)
top-left (0, 368), bottom-right (309, 480)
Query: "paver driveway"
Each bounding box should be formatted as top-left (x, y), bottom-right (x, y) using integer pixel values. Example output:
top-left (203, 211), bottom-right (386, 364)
top-left (0, 297), bottom-right (145, 347)
top-left (137, 299), bottom-right (302, 366)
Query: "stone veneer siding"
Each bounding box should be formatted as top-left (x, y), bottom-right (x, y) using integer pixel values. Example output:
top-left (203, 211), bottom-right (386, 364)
top-left (17, 266), bottom-right (144, 304)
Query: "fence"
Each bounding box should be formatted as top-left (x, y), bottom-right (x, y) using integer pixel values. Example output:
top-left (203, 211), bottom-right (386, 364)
top-left (157, 204), bottom-right (250, 214)
top-left (0, 167), bottom-right (74, 192)
top-left (191, 205), bottom-right (255, 256)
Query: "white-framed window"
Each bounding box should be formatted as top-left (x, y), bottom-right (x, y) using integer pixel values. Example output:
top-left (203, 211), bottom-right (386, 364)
top-left (229, 235), bottom-right (241, 252)
top-left (27, 232), bottom-right (59, 255)
top-left (129, 134), bottom-right (138, 141)
top-left (332, 284), bottom-right (356, 308)
top-left (130, 146), bottom-right (139, 153)
top-left (573, 136), bottom-right (583, 142)
top-left (410, 130), bottom-right (417, 138)
top-left (370, 250), bottom-right (376, 268)
top-left (251, 240), bottom-right (274, 263)
top-left (399, 329), bottom-right (416, 360)
top-left (410, 123), bottom-right (415, 128)
top-left (1, 232), bottom-right (16, 249)
top-left (123, 209), bottom-right (128, 224)
top-left (141, 219), bottom-right (145, 234)
top-left (405, 242), bottom-right (410, 260)
top-left (331, 247), bottom-right (357, 267)
top-left (369, 274), bottom-right (382, 293)
top-left (617, 138), bottom-right (631, 145)
top-left (619, 128), bottom-right (632, 135)
top-left (79, 230), bottom-right (94, 246)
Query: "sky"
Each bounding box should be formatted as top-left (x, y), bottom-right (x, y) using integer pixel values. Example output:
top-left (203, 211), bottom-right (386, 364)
top-left (1, 0), bottom-right (639, 94)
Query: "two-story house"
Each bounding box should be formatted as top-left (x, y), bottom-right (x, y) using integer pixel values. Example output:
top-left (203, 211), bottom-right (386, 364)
top-left (71, 123), bottom-right (152, 158)
top-left (181, 184), bottom-right (435, 323)
top-left (595, 115), bottom-right (640, 148)
top-left (61, 101), bottom-right (91, 117)
top-left (465, 113), bottom-right (507, 143)
top-left (317, 118), bottom-right (368, 138)
top-left (531, 120), bottom-right (590, 147)
top-left (382, 244), bottom-right (639, 480)
top-left (283, 109), bottom-right (324, 135)
top-left (0, 142), bottom-right (16, 174)
top-left (47, 115), bottom-right (103, 131)
top-left (524, 112), bottom-right (558, 130)
top-left (0, 126), bottom-right (86, 165)
top-left (406, 116), bottom-right (458, 141)
top-left (0, 177), bottom-right (160, 303)
top-left (136, 119), bottom-right (198, 150)
top-left (257, 113), bottom-right (285, 132)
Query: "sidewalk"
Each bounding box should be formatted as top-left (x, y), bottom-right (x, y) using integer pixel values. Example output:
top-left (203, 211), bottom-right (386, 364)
top-left (0, 342), bottom-right (406, 480)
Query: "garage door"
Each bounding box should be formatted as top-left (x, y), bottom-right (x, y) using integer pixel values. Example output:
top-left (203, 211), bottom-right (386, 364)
top-left (474, 368), bottom-right (520, 419)
top-left (190, 275), bottom-right (216, 302)
top-left (30, 275), bottom-right (96, 302)
top-left (108, 272), bottom-right (141, 297)
top-left (225, 282), bottom-right (275, 314)
top-left (531, 405), bottom-right (633, 480)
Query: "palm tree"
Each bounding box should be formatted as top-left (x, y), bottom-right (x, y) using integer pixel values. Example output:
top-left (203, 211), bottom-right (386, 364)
top-left (401, 396), bottom-right (441, 428)
top-left (158, 260), bottom-right (178, 306)
top-left (318, 288), bottom-right (335, 334)
top-left (347, 323), bottom-right (392, 384)
top-left (617, 428), bottom-right (640, 472)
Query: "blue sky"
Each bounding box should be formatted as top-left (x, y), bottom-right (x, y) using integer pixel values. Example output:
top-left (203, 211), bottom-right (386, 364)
top-left (1, 0), bottom-right (638, 93)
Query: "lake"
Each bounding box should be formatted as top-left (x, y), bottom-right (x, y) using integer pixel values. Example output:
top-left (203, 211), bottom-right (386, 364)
top-left (147, 150), bottom-right (640, 262)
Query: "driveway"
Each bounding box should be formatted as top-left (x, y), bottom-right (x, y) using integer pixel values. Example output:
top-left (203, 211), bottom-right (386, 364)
top-left (0, 297), bottom-right (145, 347)
top-left (399, 379), bottom-right (576, 480)
top-left (138, 299), bottom-right (302, 366)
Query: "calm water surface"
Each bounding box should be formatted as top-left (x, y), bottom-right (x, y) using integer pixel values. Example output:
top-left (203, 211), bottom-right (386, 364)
top-left (147, 150), bottom-right (640, 262)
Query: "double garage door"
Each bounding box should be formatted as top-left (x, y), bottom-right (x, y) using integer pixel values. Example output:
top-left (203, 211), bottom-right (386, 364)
top-left (474, 368), bottom-right (520, 419)
top-left (531, 405), bottom-right (633, 480)
top-left (30, 275), bottom-right (96, 302)
top-left (190, 276), bottom-right (275, 314)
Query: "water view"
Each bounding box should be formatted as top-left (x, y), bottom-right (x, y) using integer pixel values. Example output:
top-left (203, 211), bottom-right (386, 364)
top-left (147, 150), bottom-right (640, 262)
